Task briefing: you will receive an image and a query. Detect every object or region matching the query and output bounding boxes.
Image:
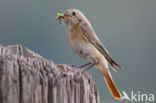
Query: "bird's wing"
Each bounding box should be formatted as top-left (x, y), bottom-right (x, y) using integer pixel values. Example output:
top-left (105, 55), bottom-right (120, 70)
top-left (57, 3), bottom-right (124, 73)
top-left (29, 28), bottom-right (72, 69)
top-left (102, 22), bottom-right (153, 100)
top-left (80, 23), bottom-right (121, 71)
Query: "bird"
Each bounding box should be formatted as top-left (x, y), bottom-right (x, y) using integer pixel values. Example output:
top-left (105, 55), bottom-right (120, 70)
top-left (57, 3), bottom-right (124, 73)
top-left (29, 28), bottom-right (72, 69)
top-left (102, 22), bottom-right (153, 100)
top-left (57, 9), bottom-right (122, 100)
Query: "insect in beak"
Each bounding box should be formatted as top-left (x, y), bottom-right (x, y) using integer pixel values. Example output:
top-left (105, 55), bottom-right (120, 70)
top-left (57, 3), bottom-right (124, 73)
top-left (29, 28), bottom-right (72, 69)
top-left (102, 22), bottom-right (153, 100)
top-left (57, 13), bottom-right (64, 24)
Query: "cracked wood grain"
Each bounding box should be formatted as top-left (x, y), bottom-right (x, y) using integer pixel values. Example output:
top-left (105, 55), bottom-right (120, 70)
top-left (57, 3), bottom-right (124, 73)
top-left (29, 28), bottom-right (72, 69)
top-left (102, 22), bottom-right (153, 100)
top-left (0, 45), bottom-right (99, 103)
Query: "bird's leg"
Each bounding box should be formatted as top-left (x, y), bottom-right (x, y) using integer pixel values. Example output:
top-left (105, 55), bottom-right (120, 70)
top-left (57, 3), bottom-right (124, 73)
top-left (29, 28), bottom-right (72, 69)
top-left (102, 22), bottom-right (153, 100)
top-left (82, 62), bottom-right (96, 73)
top-left (70, 63), bottom-right (91, 68)
top-left (78, 62), bottom-right (92, 68)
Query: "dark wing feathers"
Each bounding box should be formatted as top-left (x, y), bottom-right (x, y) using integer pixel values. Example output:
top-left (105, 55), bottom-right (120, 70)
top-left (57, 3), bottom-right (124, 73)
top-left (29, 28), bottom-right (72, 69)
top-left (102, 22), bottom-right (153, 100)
top-left (80, 24), bottom-right (121, 71)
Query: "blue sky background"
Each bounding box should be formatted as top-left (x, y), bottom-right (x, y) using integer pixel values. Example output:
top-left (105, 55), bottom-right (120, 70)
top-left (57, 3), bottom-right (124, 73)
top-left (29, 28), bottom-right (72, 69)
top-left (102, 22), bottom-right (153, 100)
top-left (0, 0), bottom-right (156, 102)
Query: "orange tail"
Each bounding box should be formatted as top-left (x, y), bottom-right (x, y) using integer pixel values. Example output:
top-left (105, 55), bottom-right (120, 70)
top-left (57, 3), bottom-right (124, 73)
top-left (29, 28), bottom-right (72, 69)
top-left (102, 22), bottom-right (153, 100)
top-left (96, 59), bottom-right (122, 100)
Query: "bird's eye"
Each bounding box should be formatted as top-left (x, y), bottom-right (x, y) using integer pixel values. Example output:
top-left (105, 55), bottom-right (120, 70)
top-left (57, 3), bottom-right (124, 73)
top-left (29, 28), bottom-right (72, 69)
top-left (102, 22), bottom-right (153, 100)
top-left (72, 12), bottom-right (76, 16)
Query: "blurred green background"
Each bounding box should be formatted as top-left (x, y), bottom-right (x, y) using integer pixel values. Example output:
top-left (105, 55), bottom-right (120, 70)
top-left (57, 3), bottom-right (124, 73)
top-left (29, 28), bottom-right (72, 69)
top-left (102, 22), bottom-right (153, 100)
top-left (0, 0), bottom-right (156, 102)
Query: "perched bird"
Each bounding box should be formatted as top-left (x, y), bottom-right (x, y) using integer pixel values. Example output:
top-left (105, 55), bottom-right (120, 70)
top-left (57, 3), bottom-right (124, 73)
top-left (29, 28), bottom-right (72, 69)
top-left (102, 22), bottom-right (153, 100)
top-left (57, 9), bottom-right (122, 100)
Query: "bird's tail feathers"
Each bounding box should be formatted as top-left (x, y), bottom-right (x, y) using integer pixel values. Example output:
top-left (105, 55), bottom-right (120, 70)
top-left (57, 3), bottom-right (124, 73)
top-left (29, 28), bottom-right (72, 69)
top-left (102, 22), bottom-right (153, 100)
top-left (96, 59), bottom-right (122, 100)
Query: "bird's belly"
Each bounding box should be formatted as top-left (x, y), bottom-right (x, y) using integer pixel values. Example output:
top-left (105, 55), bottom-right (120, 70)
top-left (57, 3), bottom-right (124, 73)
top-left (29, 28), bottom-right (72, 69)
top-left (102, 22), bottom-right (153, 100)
top-left (69, 39), bottom-right (101, 63)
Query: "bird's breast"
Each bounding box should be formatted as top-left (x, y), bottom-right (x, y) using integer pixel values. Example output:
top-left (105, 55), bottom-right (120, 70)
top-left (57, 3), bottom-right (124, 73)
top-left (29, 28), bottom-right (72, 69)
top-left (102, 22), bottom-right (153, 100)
top-left (66, 28), bottom-right (102, 63)
top-left (66, 26), bottom-right (85, 49)
top-left (67, 31), bottom-right (87, 54)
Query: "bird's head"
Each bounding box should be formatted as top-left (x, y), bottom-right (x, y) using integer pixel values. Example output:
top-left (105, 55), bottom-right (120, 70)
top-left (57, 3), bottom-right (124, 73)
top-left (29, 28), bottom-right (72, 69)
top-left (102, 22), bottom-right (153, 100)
top-left (57, 9), bottom-right (87, 26)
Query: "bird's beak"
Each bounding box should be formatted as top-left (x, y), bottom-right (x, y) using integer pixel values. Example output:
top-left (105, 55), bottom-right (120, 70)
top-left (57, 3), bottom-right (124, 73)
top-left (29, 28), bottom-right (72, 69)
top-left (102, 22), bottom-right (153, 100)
top-left (57, 13), bottom-right (71, 18)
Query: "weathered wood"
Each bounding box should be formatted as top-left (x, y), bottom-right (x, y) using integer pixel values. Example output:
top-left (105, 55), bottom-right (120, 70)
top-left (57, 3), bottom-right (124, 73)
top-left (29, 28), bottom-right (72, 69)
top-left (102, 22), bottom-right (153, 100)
top-left (0, 45), bottom-right (99, 103)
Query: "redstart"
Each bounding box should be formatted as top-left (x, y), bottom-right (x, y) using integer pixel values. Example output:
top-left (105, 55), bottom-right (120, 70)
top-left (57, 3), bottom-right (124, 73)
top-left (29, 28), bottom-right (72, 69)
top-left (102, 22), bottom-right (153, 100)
top-left (57, 9), bottom-right (122, 100)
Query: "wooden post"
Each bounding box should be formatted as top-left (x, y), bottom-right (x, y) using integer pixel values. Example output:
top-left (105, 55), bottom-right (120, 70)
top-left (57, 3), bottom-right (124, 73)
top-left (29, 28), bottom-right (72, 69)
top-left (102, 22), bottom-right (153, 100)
top-left (0, 45), bottom-right (99, 103)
